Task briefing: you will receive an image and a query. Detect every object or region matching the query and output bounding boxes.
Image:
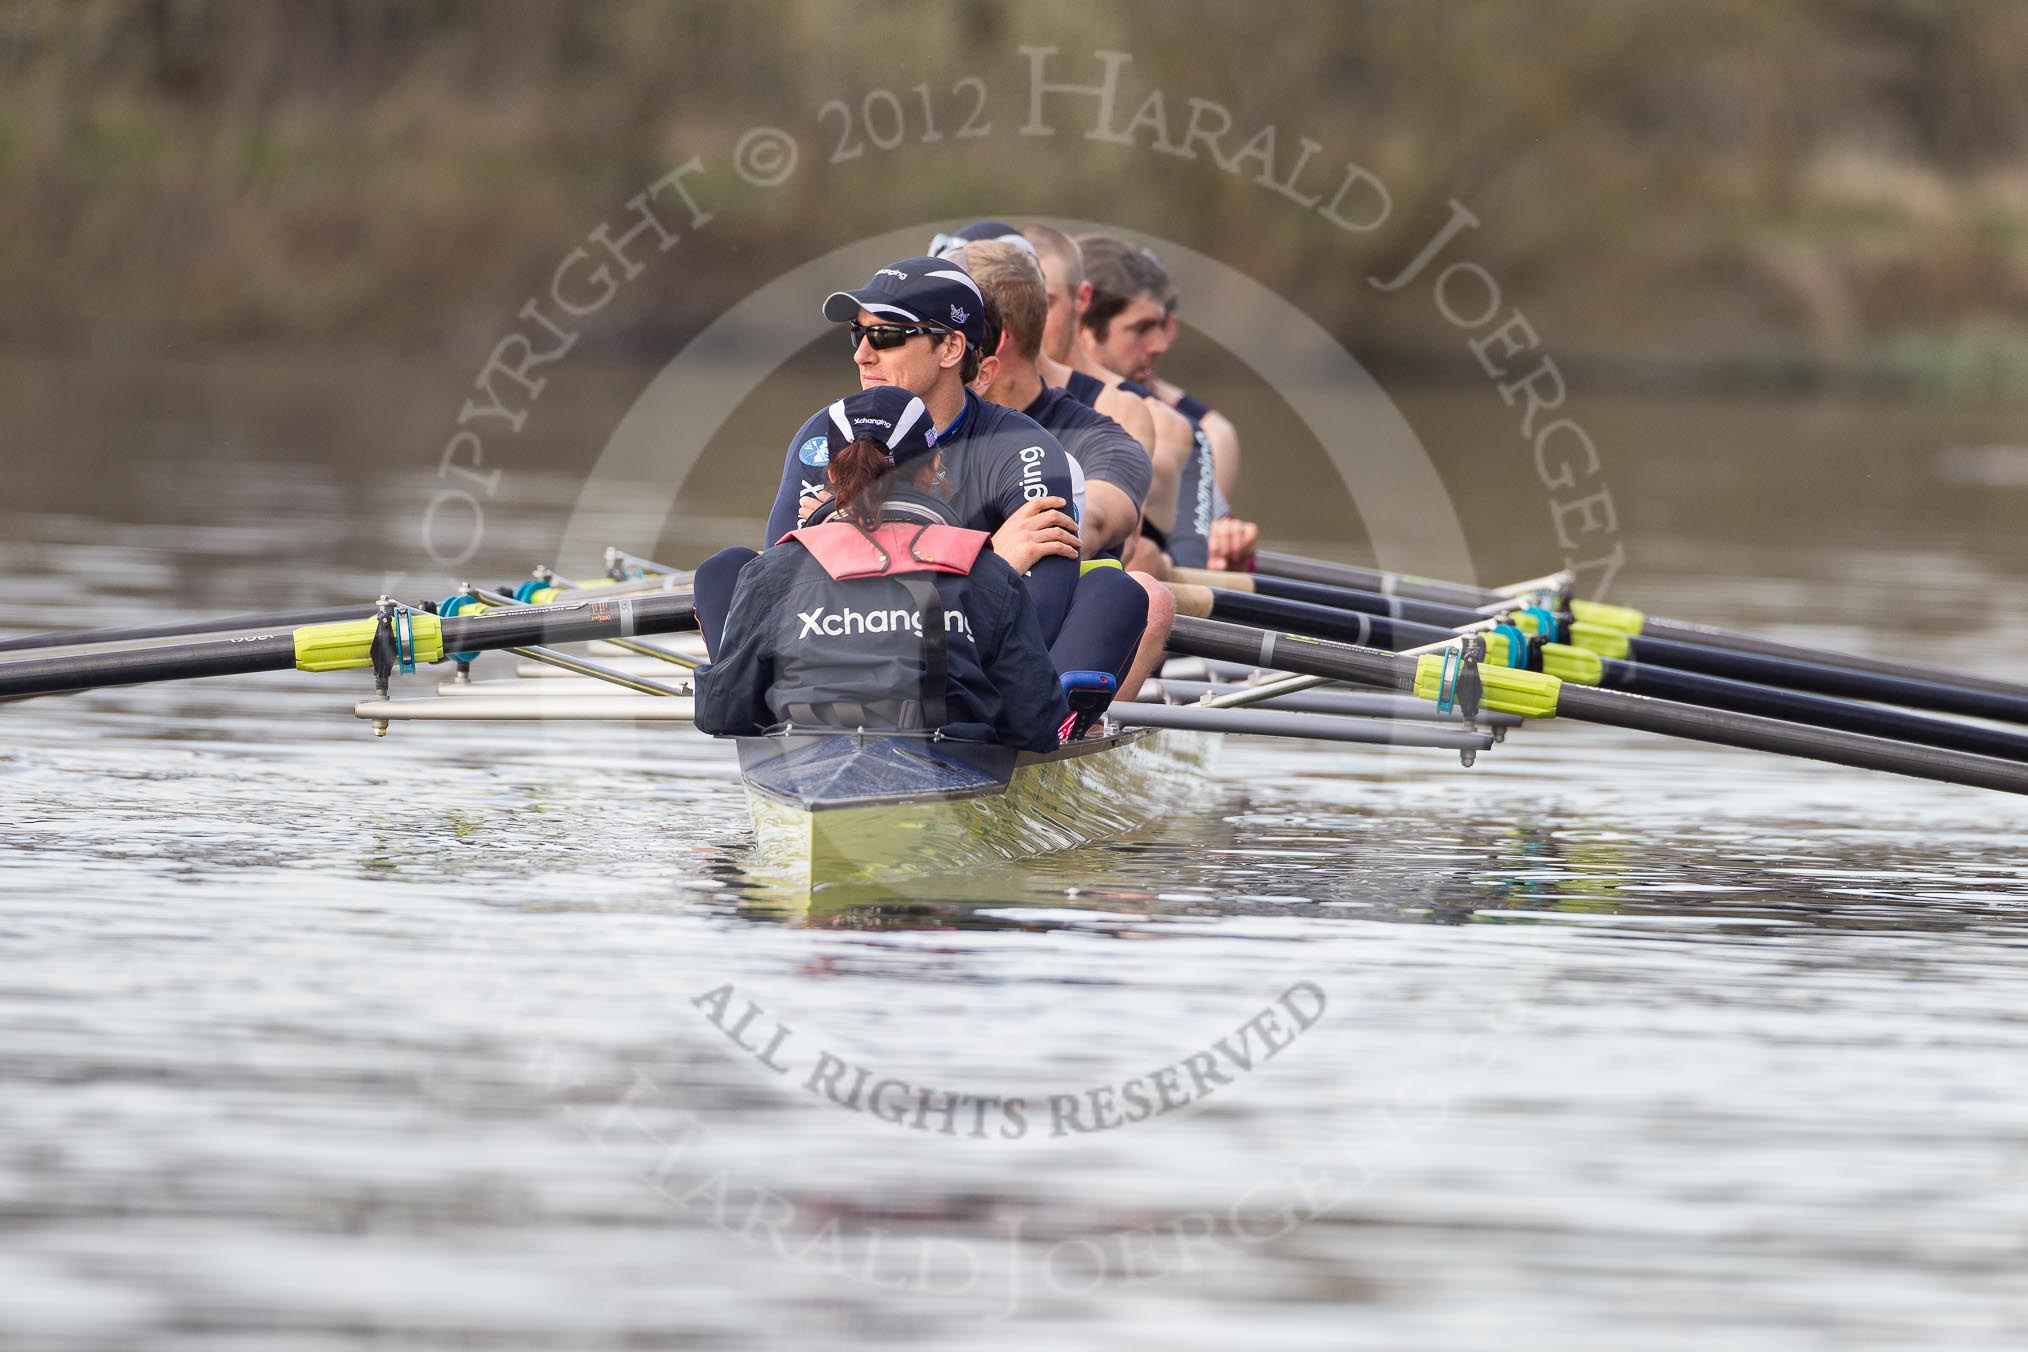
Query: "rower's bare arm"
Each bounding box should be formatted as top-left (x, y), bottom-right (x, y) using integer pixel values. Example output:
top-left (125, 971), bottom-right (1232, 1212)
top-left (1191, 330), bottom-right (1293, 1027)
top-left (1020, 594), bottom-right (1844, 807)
top-left (1201, 409), bottom-right (1241, 501)
top-left (991, 495), bottom-right (1080, 573)
top-left (1079, 480), bottom-right (1140, 558)
top-left (1141, 401), bottom-right (1192, 533)
top-left (1095, 385), bottom-right (1155, 454)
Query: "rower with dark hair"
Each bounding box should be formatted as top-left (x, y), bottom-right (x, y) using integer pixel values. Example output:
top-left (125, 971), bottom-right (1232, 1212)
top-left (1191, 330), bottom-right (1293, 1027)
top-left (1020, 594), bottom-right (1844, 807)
top-left (1077, 234), bottom-right (1259, 573)
top-left (694, 388), bottom-right (1077, 751)
top-left (1020, 222), bottom-right (1189, 567)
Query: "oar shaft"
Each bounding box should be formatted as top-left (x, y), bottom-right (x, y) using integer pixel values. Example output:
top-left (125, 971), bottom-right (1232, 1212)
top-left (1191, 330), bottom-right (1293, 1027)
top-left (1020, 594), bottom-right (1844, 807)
top-left (1250, 552), bottom-right (1495, 608)
top-left (1254, 550), bottom-right (2028, 706)
top-left (0, 593), bottom-right (699, 701)
top-left (0, 556), bottom-right (692, 656)
top-left (1171, 615), bottom-right (1408, 691)
top-left (0, 634), bottom-right (299, 698)
top-left (1209, 571), bottom-right (2028, 728)
top-left (1167, 584), bottom-right (1444, 653)
top-left (1220, 571), bottom-right (1487, 629)
top-left (1554, 684), bottom-right (2028, 796)
top-left (1168, 615), bottom-right (2028, 797)
top-left (1636, 615), bottom-right (2028, 701)
top-left (1178, 579), bottom-right (2028, 762)
top-left (435, 593), bottom-right (696, 653)
top-left (0, 604), bottom-right (388, 655)
top-left (1600, 657), bottom-right (2028, 763)
top-left (1628, 632), bottom-right (2028, 724)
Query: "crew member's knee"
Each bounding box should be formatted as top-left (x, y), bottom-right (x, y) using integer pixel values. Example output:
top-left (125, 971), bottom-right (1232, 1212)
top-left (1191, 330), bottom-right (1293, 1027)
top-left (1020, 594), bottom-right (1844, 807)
top-left (1131, 570), bottom-right (1176, 640)
top-left (693, 546), bottom-right (757, 657)
top-left (1086, 565), bottom-right (1149, 629)
top-left (698, 546), bottom-right (756, 570)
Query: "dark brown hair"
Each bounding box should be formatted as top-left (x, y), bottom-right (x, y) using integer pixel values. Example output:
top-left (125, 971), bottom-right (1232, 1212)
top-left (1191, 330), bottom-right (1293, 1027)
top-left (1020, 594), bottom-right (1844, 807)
top-left (826, 439), bottom-right (937, 528)
top-left (1077, 234), bottom-right (1170, 339)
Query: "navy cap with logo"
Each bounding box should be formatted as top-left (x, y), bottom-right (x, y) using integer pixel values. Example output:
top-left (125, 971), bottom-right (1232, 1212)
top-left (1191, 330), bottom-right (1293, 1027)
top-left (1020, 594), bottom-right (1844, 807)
top-left (928, 220), bottom-right (1038, 261)
top-left (821, 256), bottom-right (988, 351)
top-left (821, 387), bottom-right (937, 468)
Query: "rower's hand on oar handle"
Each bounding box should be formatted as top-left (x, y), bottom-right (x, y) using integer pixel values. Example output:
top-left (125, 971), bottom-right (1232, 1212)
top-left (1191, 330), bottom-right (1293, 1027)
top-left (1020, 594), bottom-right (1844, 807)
top-left (1207, 515), bottom-right (1259, 571)
top-left (992, 496), bottom-right (1080, 572)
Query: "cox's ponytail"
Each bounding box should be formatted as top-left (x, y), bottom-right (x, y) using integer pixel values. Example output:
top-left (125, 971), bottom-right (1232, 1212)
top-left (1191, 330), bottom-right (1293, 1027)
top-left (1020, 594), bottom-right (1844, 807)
top-left (827, 438), bottom-right (897, 528)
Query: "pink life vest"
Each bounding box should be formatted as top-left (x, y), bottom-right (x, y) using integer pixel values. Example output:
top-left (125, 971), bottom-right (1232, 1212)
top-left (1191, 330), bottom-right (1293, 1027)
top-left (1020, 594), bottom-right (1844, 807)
top-left (785, 521), bottom-right (988, 580)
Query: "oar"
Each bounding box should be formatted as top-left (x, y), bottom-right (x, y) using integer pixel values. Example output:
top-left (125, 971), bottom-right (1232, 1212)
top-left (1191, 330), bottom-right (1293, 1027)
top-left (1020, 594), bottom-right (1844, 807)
top-left (1164, 582), bottom-right (2028, 764)
top-left (1251, 552), bottom-right (1556, 609)
top-left (1168, 614), bottom-right (2028, 797)
top-left (1250, 551), bottom-right (2028, 702)
top-left (1180, 569), bottom-right (2028, 729)
top-left (0, 554), bottom-right (693, 656)
top-left (463, 584), bottom-right (698, 670)
top-left (0, 603), bottom-right (406, 656)
top-left (0, 594), bottom-right (698, 702)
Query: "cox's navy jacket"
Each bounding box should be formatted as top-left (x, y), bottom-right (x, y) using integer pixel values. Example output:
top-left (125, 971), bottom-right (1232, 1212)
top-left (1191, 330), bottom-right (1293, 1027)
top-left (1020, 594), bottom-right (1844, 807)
top-left (697, 492), bottom-right (1071, 752)
top-left (765, 391), bottom-right (1084, 643)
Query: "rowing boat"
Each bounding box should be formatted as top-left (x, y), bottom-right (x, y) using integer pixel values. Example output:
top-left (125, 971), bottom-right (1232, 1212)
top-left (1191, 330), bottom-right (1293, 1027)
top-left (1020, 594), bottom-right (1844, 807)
top-left (12, 546), bottom-right (2028, 897)
top-left (345, 627), bottom-right (1231, 889)
top-left (736, 725), bottom-right (1218, 888)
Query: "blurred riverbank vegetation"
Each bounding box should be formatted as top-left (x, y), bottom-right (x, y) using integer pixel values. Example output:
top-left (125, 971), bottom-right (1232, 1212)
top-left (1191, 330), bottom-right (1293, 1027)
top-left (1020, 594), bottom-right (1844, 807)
top-left (7, 0), bottom-right (2028, 399)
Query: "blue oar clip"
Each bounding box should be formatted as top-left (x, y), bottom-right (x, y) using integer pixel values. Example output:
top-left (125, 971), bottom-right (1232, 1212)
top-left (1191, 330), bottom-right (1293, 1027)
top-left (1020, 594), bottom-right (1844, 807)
top-left (1518, 604), bottom-right (1564, 645)
top-left (512, 578), bottom-right (550, 603)
top-left (1489, 621), bottom-right (1530, 669)
top-left (439, 593), bottom-right (483, 665)
top-left (392, 606), bottom-right (417, 674)
top-left (1435, 644), bottom-right (1463, 713)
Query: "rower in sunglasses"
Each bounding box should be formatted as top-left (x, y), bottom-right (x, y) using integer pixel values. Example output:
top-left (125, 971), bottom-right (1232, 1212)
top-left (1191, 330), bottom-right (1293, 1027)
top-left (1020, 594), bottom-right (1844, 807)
top-left (696, 387), bottom-right (1076, 751)
top-left (736, 256), bottom-right (1148, 703)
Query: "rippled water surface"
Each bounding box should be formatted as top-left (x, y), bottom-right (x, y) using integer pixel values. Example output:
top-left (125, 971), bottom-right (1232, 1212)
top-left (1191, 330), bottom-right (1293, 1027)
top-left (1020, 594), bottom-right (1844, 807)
top-left (5, 362), bottom-right (2028, 1349)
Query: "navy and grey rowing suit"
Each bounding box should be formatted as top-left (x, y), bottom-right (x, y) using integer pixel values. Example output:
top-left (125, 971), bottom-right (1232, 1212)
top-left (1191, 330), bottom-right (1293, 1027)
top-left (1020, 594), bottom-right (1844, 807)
top-left (1063, 368), bottom-right (1107, 407)
top-left (1118, 377), bottom-right (1224, 568)
top-left (697, 489), bottom-right (1070, 752)
top-left (766, 390), bottom-right (1083, 641)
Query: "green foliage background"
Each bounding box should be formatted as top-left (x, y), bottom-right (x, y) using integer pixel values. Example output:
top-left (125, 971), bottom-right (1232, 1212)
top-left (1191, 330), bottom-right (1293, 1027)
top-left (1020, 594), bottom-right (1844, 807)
top-left (8, 0), bottom-right (2028, 395)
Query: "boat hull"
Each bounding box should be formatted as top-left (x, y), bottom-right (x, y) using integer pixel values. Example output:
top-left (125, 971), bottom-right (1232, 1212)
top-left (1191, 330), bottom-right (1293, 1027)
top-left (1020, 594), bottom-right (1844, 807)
top-left (741, 727), bottom-right (1218, 888)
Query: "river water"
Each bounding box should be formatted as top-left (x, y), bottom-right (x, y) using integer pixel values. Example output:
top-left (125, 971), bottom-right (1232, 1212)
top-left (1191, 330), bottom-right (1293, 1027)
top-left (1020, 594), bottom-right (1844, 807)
top-left (3, 354), bottom-right (2027, 1349)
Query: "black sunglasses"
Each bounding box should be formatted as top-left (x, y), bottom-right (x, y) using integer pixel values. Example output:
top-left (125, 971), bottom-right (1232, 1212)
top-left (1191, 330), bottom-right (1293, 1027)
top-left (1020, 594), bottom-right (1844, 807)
top-left (848, 321), bottom-right (946, 352)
